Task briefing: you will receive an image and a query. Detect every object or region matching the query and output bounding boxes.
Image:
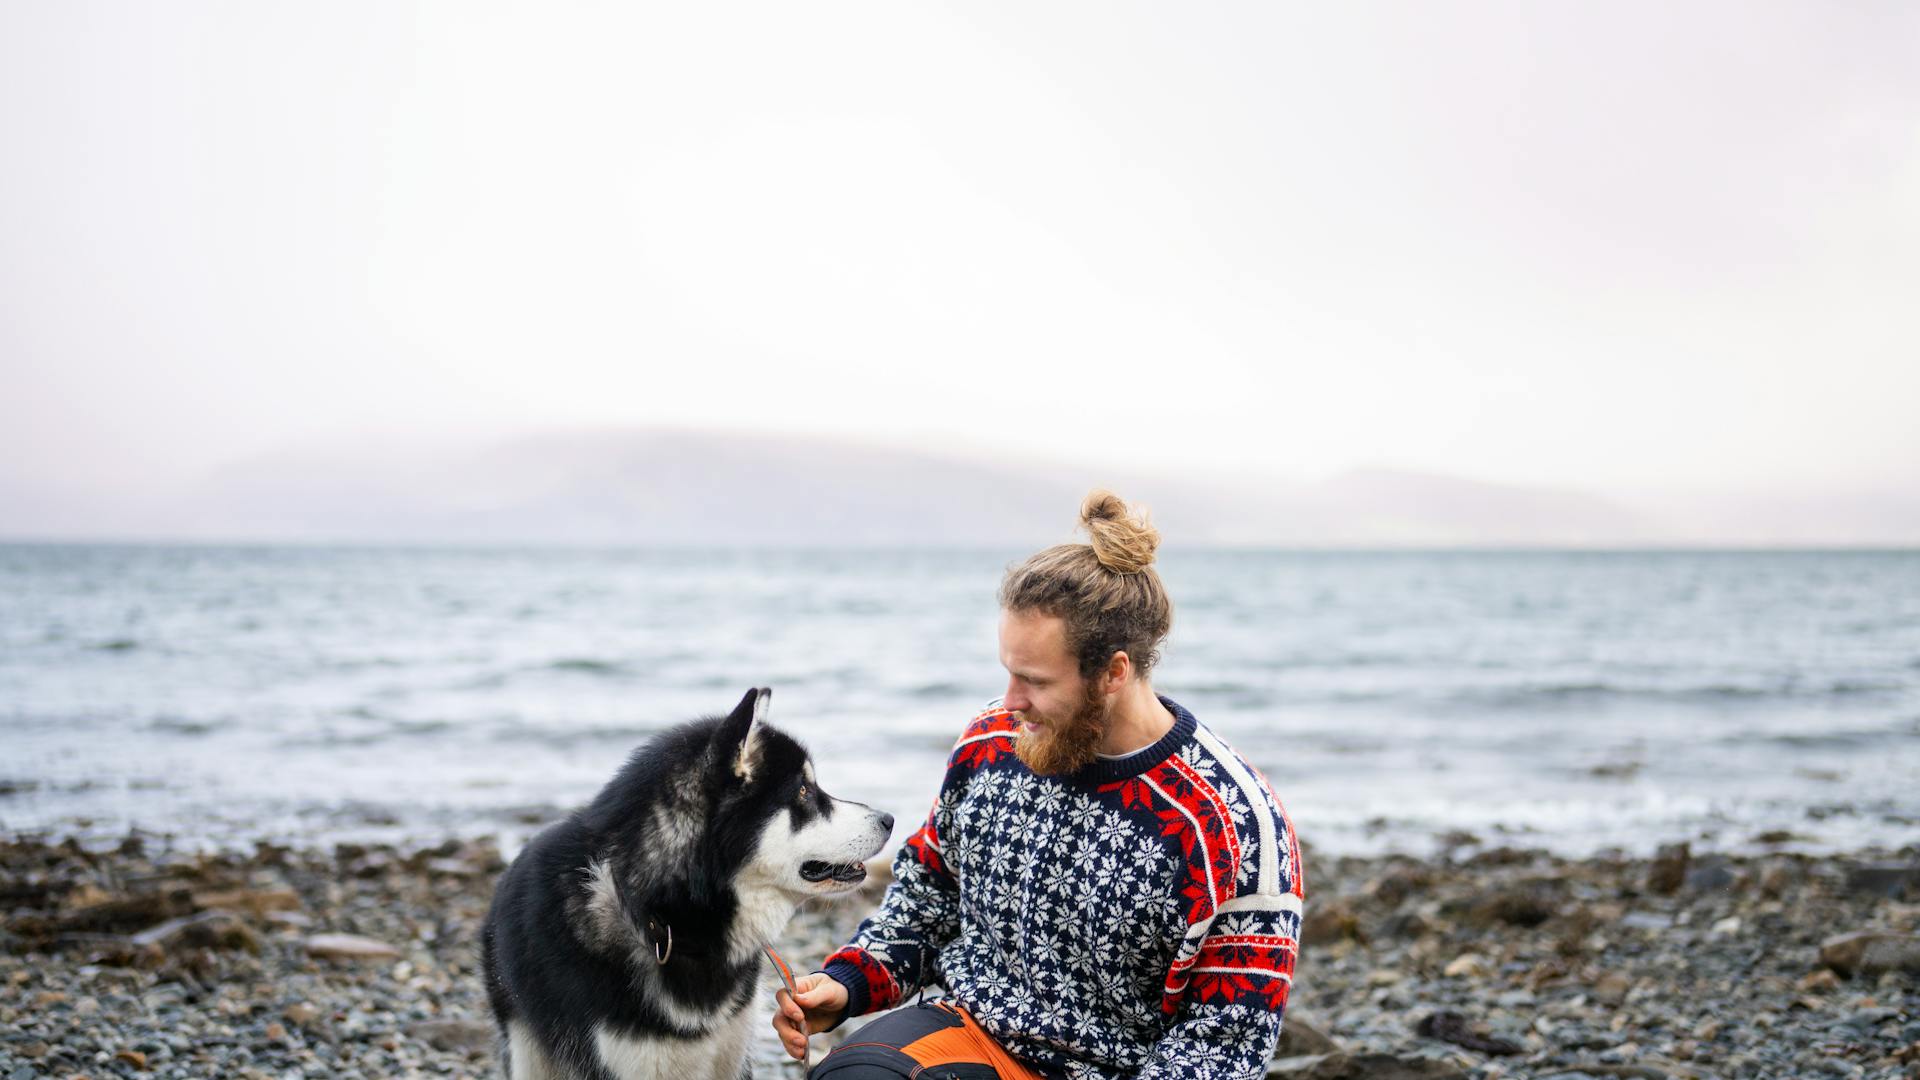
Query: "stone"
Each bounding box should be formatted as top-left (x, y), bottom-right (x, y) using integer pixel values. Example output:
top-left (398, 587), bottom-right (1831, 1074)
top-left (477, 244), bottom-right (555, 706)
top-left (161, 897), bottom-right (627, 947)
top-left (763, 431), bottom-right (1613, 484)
top-left (1470, 881), bottom-right (1562, 927)
top-left (1682, 858), bottom-right (1735, 893)
top-left (1818, 931), bottom-right (1920, 978)
top-left (1267, 1053), bottom-right (1468, 1079)
top-left (1796, 969), bottom-right (1840, 992)
top-left (1276, 1015), bottom-right (1339, 1057)
top-left (1303, 899), bottom-right (1366, 946)
top-left (1647, 843), bottom-right (1689, 895)
top-left (408, 1018), bottom-right (493, 1053)
top-left (130, 911), bottom-right (261, 954)
top-left (1364, 865), bottom-right (1433, 908)
top-left (1442, 953), bottom-right (1491, 979)
top-left (1844, 863), bottom-right (1920, 898)
top-left (189, 887), bottom-right (302, 916)
top-left (1593, 972), bottom-right (1633, 1005)
top-left (55, 891), bottom-right (186, 935)
top-left (1757, 862), bottom-right (1797, 897)
top-left (1844, 1006), bottom-right (1900, 1031)
top-left (1619, 911), bottom-right (1673, 932)
top-left (303, 933), bottom-right (401, 961)
top-left (285, 1002), bottom-right (321, 1026)
top-left (1373, 911), bottom-right (1436, 940)
top-left (1414, 1011), bottom-right (1523, 1056)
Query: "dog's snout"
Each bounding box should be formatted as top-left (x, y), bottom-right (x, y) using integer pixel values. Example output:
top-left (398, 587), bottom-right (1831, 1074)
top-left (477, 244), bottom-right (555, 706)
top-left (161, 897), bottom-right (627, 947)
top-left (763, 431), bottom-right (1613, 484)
top-left (877, 811), bottom-right (895, 835)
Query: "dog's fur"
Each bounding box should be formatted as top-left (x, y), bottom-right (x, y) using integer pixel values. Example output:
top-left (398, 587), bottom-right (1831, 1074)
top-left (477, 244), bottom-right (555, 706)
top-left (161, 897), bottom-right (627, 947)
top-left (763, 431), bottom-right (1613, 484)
top-left (482, 688), bottom-right (892, 1080)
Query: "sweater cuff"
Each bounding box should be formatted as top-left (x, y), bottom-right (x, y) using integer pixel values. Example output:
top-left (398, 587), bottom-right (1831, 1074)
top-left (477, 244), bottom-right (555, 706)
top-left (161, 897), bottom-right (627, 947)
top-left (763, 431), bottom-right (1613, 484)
top-left (819, 959), bottom-right (870, 1029)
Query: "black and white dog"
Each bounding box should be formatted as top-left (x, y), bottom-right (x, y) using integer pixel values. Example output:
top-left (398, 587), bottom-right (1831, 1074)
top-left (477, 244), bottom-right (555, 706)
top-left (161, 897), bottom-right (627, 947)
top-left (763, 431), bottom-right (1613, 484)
top-left (482, 687), bottom-right (893, 1079)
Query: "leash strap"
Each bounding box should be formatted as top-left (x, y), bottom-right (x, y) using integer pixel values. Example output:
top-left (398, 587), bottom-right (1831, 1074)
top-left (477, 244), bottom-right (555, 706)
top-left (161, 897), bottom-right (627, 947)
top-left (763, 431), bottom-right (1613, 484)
top-left (765, 945), bottom-right (812, 1071)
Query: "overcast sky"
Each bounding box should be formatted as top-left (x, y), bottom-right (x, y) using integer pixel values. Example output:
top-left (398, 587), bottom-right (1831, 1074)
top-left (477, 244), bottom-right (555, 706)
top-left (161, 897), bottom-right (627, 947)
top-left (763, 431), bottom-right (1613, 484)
top-left (3, 2), bottom-right (1916, 507)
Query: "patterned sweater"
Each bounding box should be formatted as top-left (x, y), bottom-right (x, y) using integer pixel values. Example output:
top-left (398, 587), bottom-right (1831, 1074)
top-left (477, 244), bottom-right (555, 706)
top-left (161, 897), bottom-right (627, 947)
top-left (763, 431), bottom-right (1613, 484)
top-left (822, 697), bottom-right (1305, 1080)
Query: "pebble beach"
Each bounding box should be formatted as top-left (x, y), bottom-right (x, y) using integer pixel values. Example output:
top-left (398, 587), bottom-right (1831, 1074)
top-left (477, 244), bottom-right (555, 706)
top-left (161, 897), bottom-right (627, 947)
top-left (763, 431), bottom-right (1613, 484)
top-left (2, 833), bottom-right (1915, 1080)
top-left (5, 544), bottom-right (1917, 1077)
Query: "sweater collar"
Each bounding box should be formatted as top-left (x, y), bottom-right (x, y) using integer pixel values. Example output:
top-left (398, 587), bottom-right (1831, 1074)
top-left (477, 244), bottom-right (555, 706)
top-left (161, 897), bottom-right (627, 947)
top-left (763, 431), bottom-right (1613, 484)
top-left (1069, 694), bottom-right (1196, 784)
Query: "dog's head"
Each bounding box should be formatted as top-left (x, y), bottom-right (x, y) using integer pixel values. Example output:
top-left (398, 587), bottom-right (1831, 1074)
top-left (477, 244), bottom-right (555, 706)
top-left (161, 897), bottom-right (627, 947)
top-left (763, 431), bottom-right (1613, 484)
top-left (561, 687), bottom-right (896, 999)
top-left (710, 686), bottom-right (894, 898)
top-left (581, 687), bottom-right (894, 965)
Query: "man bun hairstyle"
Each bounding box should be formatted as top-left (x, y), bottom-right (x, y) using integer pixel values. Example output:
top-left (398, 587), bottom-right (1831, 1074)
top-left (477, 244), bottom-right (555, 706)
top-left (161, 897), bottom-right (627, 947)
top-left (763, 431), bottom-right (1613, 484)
top-left (999, 490), bottom-right (1174, 680)
top-left (1080, 489), bottom-right (1161, 574)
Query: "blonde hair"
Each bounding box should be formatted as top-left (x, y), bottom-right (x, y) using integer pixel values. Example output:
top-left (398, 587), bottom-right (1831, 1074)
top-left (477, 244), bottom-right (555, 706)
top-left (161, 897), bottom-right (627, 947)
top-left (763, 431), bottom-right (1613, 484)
top-left (998, 490), bottom-right (1174, 679)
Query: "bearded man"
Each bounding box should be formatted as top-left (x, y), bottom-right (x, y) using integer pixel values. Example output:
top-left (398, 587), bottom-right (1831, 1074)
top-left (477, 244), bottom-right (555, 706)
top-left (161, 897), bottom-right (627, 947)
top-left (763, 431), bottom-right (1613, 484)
top-left (773, 491), bottom-right (1305, 1080)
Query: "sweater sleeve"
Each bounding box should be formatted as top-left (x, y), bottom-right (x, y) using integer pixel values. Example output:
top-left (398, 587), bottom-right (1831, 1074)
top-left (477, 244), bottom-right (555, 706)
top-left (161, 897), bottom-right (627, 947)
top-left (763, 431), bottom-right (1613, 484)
top-left (819, 707), bottom-right (1010, 1018)
top-left (1136, 772), bottom-right (1306, 1080)
top-left (1133, 891), bottom-right (1302, 1079)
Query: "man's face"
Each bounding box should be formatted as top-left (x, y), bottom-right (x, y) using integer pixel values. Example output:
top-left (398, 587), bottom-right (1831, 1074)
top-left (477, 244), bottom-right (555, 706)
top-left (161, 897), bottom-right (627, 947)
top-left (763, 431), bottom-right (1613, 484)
top-left (998, 609), bottom-right (1107, 775)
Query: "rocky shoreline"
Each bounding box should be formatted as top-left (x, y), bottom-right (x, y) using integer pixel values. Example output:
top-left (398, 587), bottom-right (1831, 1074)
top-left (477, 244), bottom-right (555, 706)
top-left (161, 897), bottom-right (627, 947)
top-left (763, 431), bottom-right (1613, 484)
top-left (1, 834), bottom-right (1915, 1079)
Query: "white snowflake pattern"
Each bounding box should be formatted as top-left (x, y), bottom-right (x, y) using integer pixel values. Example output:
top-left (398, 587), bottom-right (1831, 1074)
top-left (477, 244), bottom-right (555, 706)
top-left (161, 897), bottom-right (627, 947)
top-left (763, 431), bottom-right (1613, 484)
top-left (831, 703), bottom-right (1299, 1080)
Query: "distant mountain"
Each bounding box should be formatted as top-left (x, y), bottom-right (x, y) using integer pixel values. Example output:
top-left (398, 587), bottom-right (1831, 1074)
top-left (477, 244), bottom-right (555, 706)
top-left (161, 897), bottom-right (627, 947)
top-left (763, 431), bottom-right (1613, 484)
top-left (1, 428), bottom-right (1914, 546)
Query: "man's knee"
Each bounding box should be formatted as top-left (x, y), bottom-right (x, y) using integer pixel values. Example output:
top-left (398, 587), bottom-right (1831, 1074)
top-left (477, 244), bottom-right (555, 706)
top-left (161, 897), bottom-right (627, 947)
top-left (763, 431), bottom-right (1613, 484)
top-left (810, 1045), bottom-right (998, 1079)
top-left (807, 1001), bottom-right (1001, 1079)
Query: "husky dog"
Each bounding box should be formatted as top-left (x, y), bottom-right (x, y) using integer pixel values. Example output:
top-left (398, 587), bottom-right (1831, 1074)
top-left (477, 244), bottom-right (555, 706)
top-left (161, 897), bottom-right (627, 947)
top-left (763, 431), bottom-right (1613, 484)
top-left (482, 687), bottom-right (893, 1080)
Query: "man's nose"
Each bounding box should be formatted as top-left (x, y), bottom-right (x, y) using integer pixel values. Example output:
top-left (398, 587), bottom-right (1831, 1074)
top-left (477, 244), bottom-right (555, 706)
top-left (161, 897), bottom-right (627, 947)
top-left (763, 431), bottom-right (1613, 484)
top-left (1003, 680), bottom-right (1026, 711)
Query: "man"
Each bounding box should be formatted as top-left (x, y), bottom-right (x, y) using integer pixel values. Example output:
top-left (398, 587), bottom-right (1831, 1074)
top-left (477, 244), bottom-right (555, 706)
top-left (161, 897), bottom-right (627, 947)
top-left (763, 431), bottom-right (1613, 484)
top-left (773, 491), bottom-right (1305, 1079)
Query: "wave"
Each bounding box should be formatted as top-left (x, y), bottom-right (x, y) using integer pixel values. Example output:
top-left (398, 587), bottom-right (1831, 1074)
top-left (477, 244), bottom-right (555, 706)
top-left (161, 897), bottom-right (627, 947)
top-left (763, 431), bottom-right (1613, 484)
top-left (321, 656), bottom-right (409, 672)
top-left (1461, 679), bottom-right (1911, 707)
top-left (1731, 722), bottom-right (1920, 750)
top-left (490, 723), bottom-right (662, 748)
top-left (545, 657), bottom-right (636, 677)
top-left (147, 716), bottom-right (227, 736)
top-left (906, 681), bottom-right (968, 699)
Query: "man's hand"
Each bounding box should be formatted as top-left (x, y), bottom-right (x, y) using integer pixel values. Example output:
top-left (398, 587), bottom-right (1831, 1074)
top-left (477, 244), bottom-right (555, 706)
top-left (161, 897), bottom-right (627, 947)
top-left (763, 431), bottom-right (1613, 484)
top-left (772, 972), bottom-right (849, 1060)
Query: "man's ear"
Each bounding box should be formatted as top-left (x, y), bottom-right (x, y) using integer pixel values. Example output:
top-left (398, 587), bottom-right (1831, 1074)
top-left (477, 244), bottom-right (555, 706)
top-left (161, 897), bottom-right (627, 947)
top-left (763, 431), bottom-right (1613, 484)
top-left (1103, 651), bottom-right (1132, 695)
top-left (716, 686), bottom-right (770, 781)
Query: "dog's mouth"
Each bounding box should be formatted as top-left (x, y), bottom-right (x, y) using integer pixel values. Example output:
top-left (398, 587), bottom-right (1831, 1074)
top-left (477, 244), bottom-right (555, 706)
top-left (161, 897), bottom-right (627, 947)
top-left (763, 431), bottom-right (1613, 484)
top-left (799, 860), bottom-right (867, 885)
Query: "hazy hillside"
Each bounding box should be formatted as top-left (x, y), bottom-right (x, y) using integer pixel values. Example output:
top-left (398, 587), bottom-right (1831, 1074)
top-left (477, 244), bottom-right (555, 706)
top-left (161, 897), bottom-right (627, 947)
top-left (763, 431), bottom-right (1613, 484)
top-left (1, 429), bottom-right (1914, 546)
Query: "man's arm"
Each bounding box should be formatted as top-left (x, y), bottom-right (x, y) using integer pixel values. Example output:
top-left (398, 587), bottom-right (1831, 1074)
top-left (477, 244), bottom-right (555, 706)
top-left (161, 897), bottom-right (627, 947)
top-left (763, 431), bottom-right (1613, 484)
top-left (1135, 889), bottom-right (1302, 1079)
top-left (815, 707), bottom-right (1012, 1019)
top-left (1138, 764), bottom-right (1306, 1080)
top-left (816, 792), bottom-right (960, 1018)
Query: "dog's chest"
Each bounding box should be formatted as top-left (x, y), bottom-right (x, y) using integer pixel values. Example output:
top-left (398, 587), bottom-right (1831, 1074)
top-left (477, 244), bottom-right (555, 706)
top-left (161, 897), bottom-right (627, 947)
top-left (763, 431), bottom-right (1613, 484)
top-left (593, 1008), bottom-right (752, 1080)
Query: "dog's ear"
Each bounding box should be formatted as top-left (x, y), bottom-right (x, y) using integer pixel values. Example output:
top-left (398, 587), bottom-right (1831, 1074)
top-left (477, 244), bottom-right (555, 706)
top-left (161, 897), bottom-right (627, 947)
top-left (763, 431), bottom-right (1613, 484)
top-left (716, 686), bottom-right (769, 782)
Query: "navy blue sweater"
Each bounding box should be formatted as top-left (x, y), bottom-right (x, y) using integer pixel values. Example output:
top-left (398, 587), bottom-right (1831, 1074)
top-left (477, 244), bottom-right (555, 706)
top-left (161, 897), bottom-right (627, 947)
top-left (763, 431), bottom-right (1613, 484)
top-left (823, 697), bottom-right (1305, 1079)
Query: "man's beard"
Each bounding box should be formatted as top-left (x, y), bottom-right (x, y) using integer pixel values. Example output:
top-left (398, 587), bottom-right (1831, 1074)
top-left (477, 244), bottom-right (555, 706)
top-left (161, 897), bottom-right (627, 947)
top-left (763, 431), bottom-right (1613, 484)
top-left (1013, 685), bottom-right (1108, 776)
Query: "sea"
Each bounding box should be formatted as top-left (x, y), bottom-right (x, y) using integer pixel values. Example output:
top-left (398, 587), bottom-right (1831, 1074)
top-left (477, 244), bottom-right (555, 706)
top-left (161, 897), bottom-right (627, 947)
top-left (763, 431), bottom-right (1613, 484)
top-left (2, 544), bottom-right (1916, 859)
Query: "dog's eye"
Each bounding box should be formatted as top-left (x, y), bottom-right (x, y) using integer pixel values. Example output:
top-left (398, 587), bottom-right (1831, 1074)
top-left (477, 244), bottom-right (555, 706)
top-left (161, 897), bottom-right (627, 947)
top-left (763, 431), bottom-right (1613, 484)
top-left (796, 784), bottom-right (810, 801)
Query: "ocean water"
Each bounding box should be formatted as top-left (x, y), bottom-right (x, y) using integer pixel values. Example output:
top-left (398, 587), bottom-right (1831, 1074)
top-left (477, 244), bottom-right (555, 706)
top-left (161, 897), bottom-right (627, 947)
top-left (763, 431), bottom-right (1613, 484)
top-left (1, 544), bottom-right (1916, 858)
